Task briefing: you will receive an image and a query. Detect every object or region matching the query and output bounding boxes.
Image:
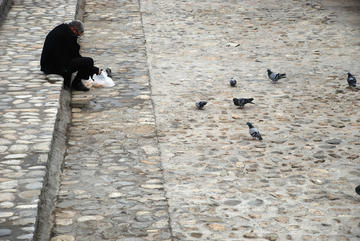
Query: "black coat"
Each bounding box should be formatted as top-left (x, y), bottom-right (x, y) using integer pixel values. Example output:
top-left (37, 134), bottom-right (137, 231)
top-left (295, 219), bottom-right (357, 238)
top-left (40, 23), bottom-right (81, 76)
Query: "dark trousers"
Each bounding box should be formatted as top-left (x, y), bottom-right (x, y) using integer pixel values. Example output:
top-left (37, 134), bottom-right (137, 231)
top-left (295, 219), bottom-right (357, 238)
top-left (64, 57), bottom-right (99, 87)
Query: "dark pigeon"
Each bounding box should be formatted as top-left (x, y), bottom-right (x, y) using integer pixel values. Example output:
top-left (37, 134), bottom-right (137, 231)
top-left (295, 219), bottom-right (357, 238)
top-left (356, 185), bottom-right (360, 196)
top-left (247, 122), bottom-right (263, 140)
top-left (267, 69), bottom-right (286, 82)
top-left (347, 72), bottom-right (356, 88)
top-left (233, 98), bottom-right (254, 109)
top-left (230, 78), bottom-right (237, 87)
top-left (195, 101), bottom-right (207, 110)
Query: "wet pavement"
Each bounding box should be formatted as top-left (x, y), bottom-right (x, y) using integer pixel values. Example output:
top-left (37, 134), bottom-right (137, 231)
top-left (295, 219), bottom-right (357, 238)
top-left (0, 0), bottom-right (359, 240)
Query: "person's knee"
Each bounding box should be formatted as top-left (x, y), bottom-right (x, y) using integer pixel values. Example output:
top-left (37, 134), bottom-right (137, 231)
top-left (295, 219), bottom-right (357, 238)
top-left (83, 57), bottom-right (94, 67)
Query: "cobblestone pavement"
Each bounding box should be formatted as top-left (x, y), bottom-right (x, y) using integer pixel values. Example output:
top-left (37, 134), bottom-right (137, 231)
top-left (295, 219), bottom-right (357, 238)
top-left (0, 0), bottom-right (76, 240)
top-left (0, 0), bottom-right (359, 240)
top-left (140, 0), bottom-right (360, 240)
top-left (51, 0), bottom-right (171, 240)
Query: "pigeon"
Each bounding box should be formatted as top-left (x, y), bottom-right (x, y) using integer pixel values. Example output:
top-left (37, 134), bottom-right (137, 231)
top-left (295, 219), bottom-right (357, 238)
top-left (233, 98), bottom-right (255, 109)
top-left (356, 185), bottom-right (360, 196)
top-left (267, 69), bottom-right (286, 82)
top-left (230, 78), bottom-right (237, 87)
top-left (195, 101), bottom-right (207, 110)
top-left (247, 122), bottom-right (263, 140)
top-left (347, 72), bottom-right (356, 88)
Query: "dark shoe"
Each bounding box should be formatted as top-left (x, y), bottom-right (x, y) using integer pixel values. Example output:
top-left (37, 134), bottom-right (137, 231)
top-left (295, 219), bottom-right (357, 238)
top-left (72, 82), bottom-right (89, 91)
top-left (105, 68), bottom-right (112, 78)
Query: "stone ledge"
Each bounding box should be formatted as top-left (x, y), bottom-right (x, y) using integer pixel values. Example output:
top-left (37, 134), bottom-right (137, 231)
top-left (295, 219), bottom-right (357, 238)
top-left (71, 93), bottom-right (93, 107)
top-left (46, 74), bottom-right (64, 83)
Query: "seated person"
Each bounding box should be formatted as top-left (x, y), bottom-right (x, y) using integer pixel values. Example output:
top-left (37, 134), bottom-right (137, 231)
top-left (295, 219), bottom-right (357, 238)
top-left (40, 20), bottom-right (100, 91)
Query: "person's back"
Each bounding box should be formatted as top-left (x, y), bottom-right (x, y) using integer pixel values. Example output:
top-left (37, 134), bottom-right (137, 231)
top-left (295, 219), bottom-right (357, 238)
top-left (40, 23), bottom-right (81, 76)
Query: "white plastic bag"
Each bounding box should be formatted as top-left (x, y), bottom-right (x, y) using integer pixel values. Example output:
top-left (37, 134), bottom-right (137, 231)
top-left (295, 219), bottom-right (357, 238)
top-left (92, 70), bottom-right (115, 87)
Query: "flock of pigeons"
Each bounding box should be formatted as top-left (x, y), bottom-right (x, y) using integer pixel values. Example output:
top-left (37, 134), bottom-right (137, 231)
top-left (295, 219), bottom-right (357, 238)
top-left (195, 69), bottom-right (358, 141)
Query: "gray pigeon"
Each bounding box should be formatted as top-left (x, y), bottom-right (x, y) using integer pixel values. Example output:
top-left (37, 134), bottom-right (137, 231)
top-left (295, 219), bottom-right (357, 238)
top-left (267, 69), bottom-right (286, 82)
top-left (230, 78), bottom-right (237, 87)
top-left (233, 98), bottom-right (254, 109)
top-left (347, 72), bottom-right (356, 87)
top-left (247, 122), bottom-right (263, 140)
top-left (195, 101), bottom-right (207, 110)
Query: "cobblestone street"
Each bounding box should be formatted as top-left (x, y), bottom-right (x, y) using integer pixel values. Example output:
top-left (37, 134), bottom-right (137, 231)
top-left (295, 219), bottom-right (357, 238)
top-left (0, 0), bottom-right (76, 240)
top-left (0, 0), bottom-right (359, 240)
top-left (51, 0), bottom-right (171, 240)
top-left (141, 0), bottom-right (360, 240)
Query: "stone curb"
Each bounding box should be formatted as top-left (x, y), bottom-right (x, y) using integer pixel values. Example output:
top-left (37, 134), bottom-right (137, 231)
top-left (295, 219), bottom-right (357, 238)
top-left (33, 1), bottom-right (86, 240)
top-left (33, 88), bottom-right (72, 241)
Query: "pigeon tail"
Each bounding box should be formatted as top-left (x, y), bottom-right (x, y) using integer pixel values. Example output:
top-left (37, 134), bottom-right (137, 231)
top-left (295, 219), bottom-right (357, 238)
top-left (247, 98), bottom-right (254, 104)
top-left (279, 73), bottom-right (286, 79)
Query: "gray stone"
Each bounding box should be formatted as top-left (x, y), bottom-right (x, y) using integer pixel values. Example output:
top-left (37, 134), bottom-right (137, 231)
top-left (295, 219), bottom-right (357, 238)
top-left (0, 180), bottom-right (18, 189)
top-left (46, 74), bottom-right (64, 83)
top-left (326, 138), bottom-right (342, 145)
top-left (0, 228), bottom-right (12, 237)
top-left (223, 200), bottom-right (242, 206)
top-left (25, 182), bottom-right (43, 190)
top-left (0, 193), bottom-right (15, 202)
top-left (248, 199), bottom-right (264, 206)
top-left (313, 151), bottom-right (326, 159)
top-left (8, 144), bottom-right (28, 153)
top-left (116, 238), bottom-right (146, 241)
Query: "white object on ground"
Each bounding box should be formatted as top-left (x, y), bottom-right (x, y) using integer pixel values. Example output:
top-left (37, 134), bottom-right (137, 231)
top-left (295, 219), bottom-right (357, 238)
top-left (92, 70), bottom-right (115, 87)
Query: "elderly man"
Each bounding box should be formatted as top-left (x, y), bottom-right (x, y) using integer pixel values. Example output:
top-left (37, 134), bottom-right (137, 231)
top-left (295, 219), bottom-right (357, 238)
top-left (40, 20), bottom-right (100, 91)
